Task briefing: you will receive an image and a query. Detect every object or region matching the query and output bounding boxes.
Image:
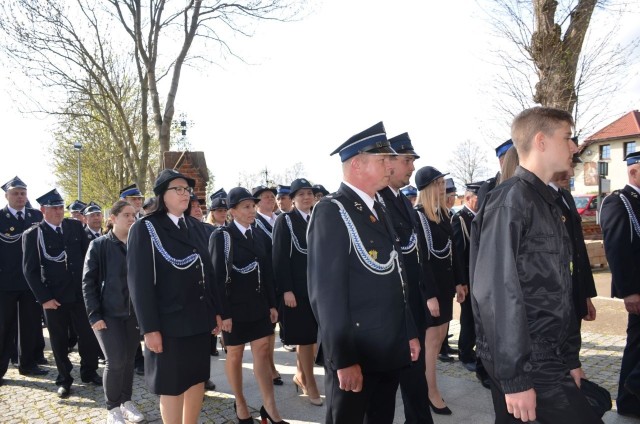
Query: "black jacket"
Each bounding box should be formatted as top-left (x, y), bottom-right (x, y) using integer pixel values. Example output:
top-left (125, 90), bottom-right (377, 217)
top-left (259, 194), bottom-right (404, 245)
top-left (470, 166), bottom-right (581, 394)
top-left (84, 225), bottom-right (102, 242)
top-left (600, 185), bottom-right (640, 299)
top-left (22, 218), bottom-right (89, 304)
top-left (0, 206), bottom-right (42, 291)
top-left (209, 221), bottom-right (276, 322)
top-left (308, 183), bottom-right (417, 373)
top-left (127, 213), bottom-right (218, 337)
top-left (451, 205), bottom-right (475, 285)
top-left (82, 231), bottom-right (134, 325)
top-left (272, 208), bottom-right (309, 298)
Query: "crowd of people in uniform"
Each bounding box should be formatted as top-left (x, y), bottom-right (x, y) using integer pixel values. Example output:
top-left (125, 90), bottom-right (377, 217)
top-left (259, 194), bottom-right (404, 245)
top-left (0, 105), bottom-right (639, 424)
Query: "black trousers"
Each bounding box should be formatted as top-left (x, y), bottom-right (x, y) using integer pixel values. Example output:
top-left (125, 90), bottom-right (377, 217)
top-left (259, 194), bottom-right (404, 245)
top-left (399, 331), bottom-right (433, 424)
top-left (458, 296), bottom-right (476, 363)
top-left (617, 313), bottom-right (640, 414)
top-left (0, 289), bottom-right (42, 376)
top-left (324, 364), bottom-right (400, 424)
top-left (44, 301), bottom-right (99, 386)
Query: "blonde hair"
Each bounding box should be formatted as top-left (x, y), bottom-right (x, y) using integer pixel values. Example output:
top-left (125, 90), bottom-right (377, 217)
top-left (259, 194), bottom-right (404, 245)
top-left (417, 177), bottom-right (447, 224)
top-left (498, 146), bottom-right (519, 184)
top-left (511, 107), bottom-right (574, 155)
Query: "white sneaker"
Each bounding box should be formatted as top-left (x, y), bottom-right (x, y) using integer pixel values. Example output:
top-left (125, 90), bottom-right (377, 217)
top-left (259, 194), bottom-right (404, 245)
top-left (106, 408), bottom-right (126, 424)
top-left (120, 401), bottom-right (145, 423)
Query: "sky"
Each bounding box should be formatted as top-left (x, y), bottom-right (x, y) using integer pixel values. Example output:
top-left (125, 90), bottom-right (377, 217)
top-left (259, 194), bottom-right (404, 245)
top-left (1, 0), bottom-right (639, 204)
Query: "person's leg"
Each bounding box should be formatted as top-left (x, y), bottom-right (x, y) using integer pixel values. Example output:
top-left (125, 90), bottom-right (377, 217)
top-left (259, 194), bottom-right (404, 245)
top-left (426, 324), bottom-right (448, 407)
top-left (69, 301), bottom-right (99, 380)
top-left (457, 296), bottom-right (476, 364)
top-left (16, 290), bottom-right (41, 370)
top-left (159, 393), bottom-right (185, 424)
top-left (251, 336), bottom-right (284, 421)
top-left (0, 291), bottom-right (19, 377)
top-left (182, 382), bottom-right (205, 424)
top-left (298, 343), bottom-right (321, 399)
top-left (617, 313), bottom-right (640, 413)
top-left (267, 333), bottom-right (280, 382)
top-left (324, 364), bottom-right (370, 424)
top-left (94, 316), bottom-right (126, 410)
top-left (399, 331), bottom-right (433, 424)
top-left (365, 370), bottom-right (400, 424)
top-left (121, 316), bottom-right (141, 404)
top-left (33, 308), bottom-right (46, 362)
top-left (225, 344), bottom-right (250, 419)
top-left (44, 305), bottom-right (73, 386)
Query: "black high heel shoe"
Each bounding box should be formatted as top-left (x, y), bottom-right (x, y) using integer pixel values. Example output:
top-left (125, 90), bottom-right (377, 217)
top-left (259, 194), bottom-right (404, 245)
top-left (234, 402), bottom-right (253, 424)
top-left (259, 405), bottom-right (289, 424)
top-left (428, 398), bottom-right (452, 415)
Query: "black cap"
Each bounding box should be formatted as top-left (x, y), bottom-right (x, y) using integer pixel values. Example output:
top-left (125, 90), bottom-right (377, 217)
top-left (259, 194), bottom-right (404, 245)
top-left (36, 189), bottom-right (65, 207)
top-left (290, 178), bottom-right (313, 198)
top-left (228, 187), bottom-right (259, 208)
top-left (330, 122), bottom-right (396, 162)
top-left (465, 181), bottom-right (484, 194)
top-left (1, 176), bottom-right (27, 192)
top-left (153, 169), bottom-right (195, 196)
top-left (388, 132), bottom-right (420, 158)
top-left (251, 185), bottom-right (277, 198)
top-left (209, 188), bottom-right (228, 210)
top-left (495, 139), bottom-right (513, 158)
top-left (276, 185), bottom-right (291, 197)
top-left (67, 200), bottom-right (87, 212)
top-left (83, 201), bottom-right (102, 215)
top-left (142, 197), bottom-right (157, 210)
top-left (312, 184), bottom-right (329, 196)
top-left (119, 184), bottom-right (143, 198)
top-left (415, 166), bottom-right (449, 191)
top-left (445, 178), bottom-right (456, 194)
top-left (626, 151), bottom-right (640, 166)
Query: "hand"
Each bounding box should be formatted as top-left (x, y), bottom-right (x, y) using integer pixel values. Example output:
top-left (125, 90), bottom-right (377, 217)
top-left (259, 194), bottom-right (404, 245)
top-left (570, 367), bottom-right (586, 388)
top-left (584, 298), bottom-right (596, 321)
top-left (505, 388), bottom-right (536, 422)
top-left (283, 291), bottom-right (297, 308)
top-left (409, 337), bottom-right (421, 361)
top-left (144, 331), bottom-right (163, 354)
top-left (92, 320), bottom-right (107, 331)
top-left (337, 364), bottom-right (363, 392)
top-left (427, 297), bottom-right (440, 317)
top-left (269, 307), bottom-right (278, 324)
top-left (456, 284), bottom-right (467, 303)
top-left (212, 315), bottom-right (222, 335)
top-left (42, 299), bottom-right (61, 310)
top-left (221, 318), bottom-right (233, 333)
top-left (624, 294), bottom-right (640, 315)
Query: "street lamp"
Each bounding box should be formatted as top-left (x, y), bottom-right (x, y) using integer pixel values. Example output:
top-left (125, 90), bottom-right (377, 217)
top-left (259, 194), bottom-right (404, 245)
top-left (73, 142), bottom-right (82, 199)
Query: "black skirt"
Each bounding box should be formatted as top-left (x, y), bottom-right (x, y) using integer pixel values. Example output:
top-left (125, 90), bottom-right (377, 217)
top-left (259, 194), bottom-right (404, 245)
top-left (222, 316), bottom-right (274, 346)
top-left (280, 296), bottom-right (318, 345)
top-left (144, 332), bottom-right (210, 396)
top-left (424, 293), bottom-right (454, 328)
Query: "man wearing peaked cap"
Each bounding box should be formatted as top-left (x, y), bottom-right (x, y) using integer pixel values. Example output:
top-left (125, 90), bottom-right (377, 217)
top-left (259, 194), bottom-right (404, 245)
top-left (477, 139), bottom-right (514, 207)
top-left (68, 200), bottom-right (87, 224)
top-left (22, 188), bottom-right (101, 398)
top-left (83, 202), bottom-right (104, 241)
top-left (276, 185), bottom-right (293, 214)
top-left (600, 150), bottom-right (640, 417)
top-left (377, 133), bottom-right (434, 423)
top-left (119, 184), bottom-right (145, 219)
top-left (308, 122), bottom-right (420, 423)
top-left (400, 185), bottom-right (418, 206)
top-left (312, 184), bottom-right (330, 205)
top-left (0, 176), bottom-right (47, 384)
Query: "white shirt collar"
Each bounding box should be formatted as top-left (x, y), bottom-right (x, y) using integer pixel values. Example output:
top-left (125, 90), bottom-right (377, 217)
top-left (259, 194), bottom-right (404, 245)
top-left (388, 186), bottom-right (400, 197)
top-left (44, 220), bottom-right (61, 232)
top-left (7, 206), bottom-right (26, 218)
top-left (297, 209), bottom-right (310, 221)
top-left (233, 220), bottom-right (250, 235)
top-left (548, 182), bottom-right (560, 191)
top-left (463, 205), bottom-right (477, 217)
top-left (257, 211), bottom-right (276, 226)
top-left (630, 184), bottom-right (640, 196)
top-left (167, 212), bottom-right (185, 228)
top-left (343, 181), bottom-right (376, 216)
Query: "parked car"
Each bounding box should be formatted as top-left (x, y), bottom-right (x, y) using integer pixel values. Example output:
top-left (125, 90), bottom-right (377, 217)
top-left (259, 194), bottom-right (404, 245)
top-left (573, 194), bottom-right (598, 216)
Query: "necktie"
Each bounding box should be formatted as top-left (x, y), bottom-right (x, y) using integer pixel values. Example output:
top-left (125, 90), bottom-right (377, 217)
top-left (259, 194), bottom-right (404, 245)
top-left (16, 211), bottom-right (24, 222)
top-left (178, 217), bottom-right (188, 236)
top-left (373, 201), bottom-right (383, 222)
top-left (306, 215), bottom-right (310, 223)
top-left (95, 232), bottom-right (101, 238)
top-left (245, 229), bottom-right (253, 241)
top-left (55, 227), bottom-right (63, 238)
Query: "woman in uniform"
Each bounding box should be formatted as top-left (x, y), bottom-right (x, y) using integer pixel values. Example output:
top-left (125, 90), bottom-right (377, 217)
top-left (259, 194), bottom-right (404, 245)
top-left (206, 188), bottom-right (228, 227)
top-left (209, 187), bottom-right (287, 424)
top-left (272, 179), bottom-right (322, 406)
top-left (127, 169), bottom-right (219, 424)
top-left (414, 166), bottom-right (466, 416)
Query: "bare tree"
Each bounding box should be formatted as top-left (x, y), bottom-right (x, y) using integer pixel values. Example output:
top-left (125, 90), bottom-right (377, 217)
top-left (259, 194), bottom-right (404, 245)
top-left (447, 139), bottom-right (489, 187)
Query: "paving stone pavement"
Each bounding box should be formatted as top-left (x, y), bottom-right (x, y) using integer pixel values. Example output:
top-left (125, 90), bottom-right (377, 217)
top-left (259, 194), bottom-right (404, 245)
top-left (0, 322), bottom-right (633, 423)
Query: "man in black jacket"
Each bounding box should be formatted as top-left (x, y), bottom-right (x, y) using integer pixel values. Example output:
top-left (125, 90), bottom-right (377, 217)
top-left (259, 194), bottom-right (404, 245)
top-left (0, 176), bottom-right (47, 384)
top-left (22, 188), bottom-right (101, 398)
top-left (308, 122), bottom-right (420, 424)
top-left (470, 107), bottom-right (601, 423)
top-left (600, 150), bottom-right (640, 417)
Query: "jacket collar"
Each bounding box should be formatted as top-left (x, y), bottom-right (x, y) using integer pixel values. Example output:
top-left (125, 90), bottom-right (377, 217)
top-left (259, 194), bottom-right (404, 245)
top-left (515, 166), bottom-right (560, 206)
top-left (339, 183), bottom-right (390, 238)
top-left (157, 213), bottom-right (196, 248)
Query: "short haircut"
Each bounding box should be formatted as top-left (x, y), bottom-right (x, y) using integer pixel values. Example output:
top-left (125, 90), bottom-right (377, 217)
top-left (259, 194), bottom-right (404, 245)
top-left (511, 107), bottom-right (574, 154)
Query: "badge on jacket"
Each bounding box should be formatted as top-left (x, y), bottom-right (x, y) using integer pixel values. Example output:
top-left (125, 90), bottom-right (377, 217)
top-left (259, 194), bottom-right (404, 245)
top-left (368, 249), bottom-right (378, 261)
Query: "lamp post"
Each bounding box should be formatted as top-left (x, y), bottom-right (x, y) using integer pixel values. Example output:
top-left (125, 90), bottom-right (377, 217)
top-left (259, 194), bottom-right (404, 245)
top-left (73, 142), bottom-right (82, 199)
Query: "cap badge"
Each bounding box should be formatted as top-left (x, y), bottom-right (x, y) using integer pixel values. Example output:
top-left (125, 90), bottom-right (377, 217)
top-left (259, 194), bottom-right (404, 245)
top-left (368, 249), bottom-right (378, 261)
top-left (354, 201), bottom-right (362, 212)
top-left (9, 227), bottom-right (14, 232)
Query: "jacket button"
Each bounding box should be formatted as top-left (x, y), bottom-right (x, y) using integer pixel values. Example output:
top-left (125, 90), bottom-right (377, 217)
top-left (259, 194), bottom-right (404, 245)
top-left (199, 296), bottom-right (204, 300)
top-left (355, 322), bottom-right (360, 327)
top-left (193, 249), bottom-right (197, 253)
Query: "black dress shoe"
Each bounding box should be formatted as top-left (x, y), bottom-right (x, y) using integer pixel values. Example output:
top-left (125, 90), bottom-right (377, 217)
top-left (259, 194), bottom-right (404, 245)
top-left (0, 377), bottom-right (4, 386)
top-left (438, 353), bottom-right (455, 363)
top-left (36, 357), bottom-right (48, 365)
top-left (283, 345), bottom-right (296, 352)
top-left (81, 374), bottom-right (103, 386)
top-left (205, 380), bottom-right (216, 391)
top-left (428, 399), bottom-right (452, 415)
top-left (476, 373), bottom-right (491, 389)
top-left (135, 364), bottom-right (144, 376)
top-left (625, 380), bottom-right (640, 399)
top-left (57, 385), bottom-right (71, 398)
top-left (445, 345), bottom-right (459, 355)
top-left (18, 366), bottom-right (49, 376)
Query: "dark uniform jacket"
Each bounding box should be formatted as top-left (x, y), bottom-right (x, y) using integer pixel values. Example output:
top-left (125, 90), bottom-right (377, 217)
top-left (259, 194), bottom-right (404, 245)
top-left (82, 231), bottom-right (135, 325)
top-left (272, 208), bottom-right (310, 298)
top-left (476, 172), bottom-right (500, 208)
top-left (308, 183), bottom-right (417, 373)
top-left (84, 226), bottom-right (102, 241)
top-left (127, 213), bottom-right (217, 338)
top-left (470, 167), bottom-right (581, 394)
top-left (451, 205), bottom-right (475, 285)
top-left (22, 218), bottom-right (89, 304)
top-left (254, 213), bottom-right (274, 241)
top-left (0, 206), bottom-right (42, 291)
top-left (554, 187), bottom-right (598, 318)
top-left (209, 221), bottom-right (276, 323)
top-left (378, 187), bottom-right (427, 330)
top-left (415, 206), bottom-right (465, 301)
top-left (600, 185), bottom-right (640, 299)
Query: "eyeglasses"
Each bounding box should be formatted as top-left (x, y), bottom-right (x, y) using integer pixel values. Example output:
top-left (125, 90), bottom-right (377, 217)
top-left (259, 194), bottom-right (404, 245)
top-left (166, 186), bottom-right (193, 195)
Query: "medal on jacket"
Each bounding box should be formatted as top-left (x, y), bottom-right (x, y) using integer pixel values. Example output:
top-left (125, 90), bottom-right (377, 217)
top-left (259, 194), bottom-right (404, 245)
top-left (354, 201), bottom-right (363, 212)
top-left (368, 249), bottom-right (378, 261)
top-left (369, 215), bottom-right (376, 223)
top-left (569, 261), bottom-right (573, 276)
top-left (561, 216), bottom-right (566, 223)
top-left (9, 227), bottom-right (14, 232)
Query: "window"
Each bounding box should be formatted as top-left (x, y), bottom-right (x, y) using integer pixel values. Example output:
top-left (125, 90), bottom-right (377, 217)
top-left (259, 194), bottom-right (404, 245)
top-left (624, 141), bottom-right (636, 158)
top-left (599, 144), bottom-right (611, 160)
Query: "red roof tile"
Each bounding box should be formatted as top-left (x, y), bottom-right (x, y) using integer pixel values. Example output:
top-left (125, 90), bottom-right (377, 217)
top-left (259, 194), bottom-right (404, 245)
top-left (586, 110), bottom-right (640, 142)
